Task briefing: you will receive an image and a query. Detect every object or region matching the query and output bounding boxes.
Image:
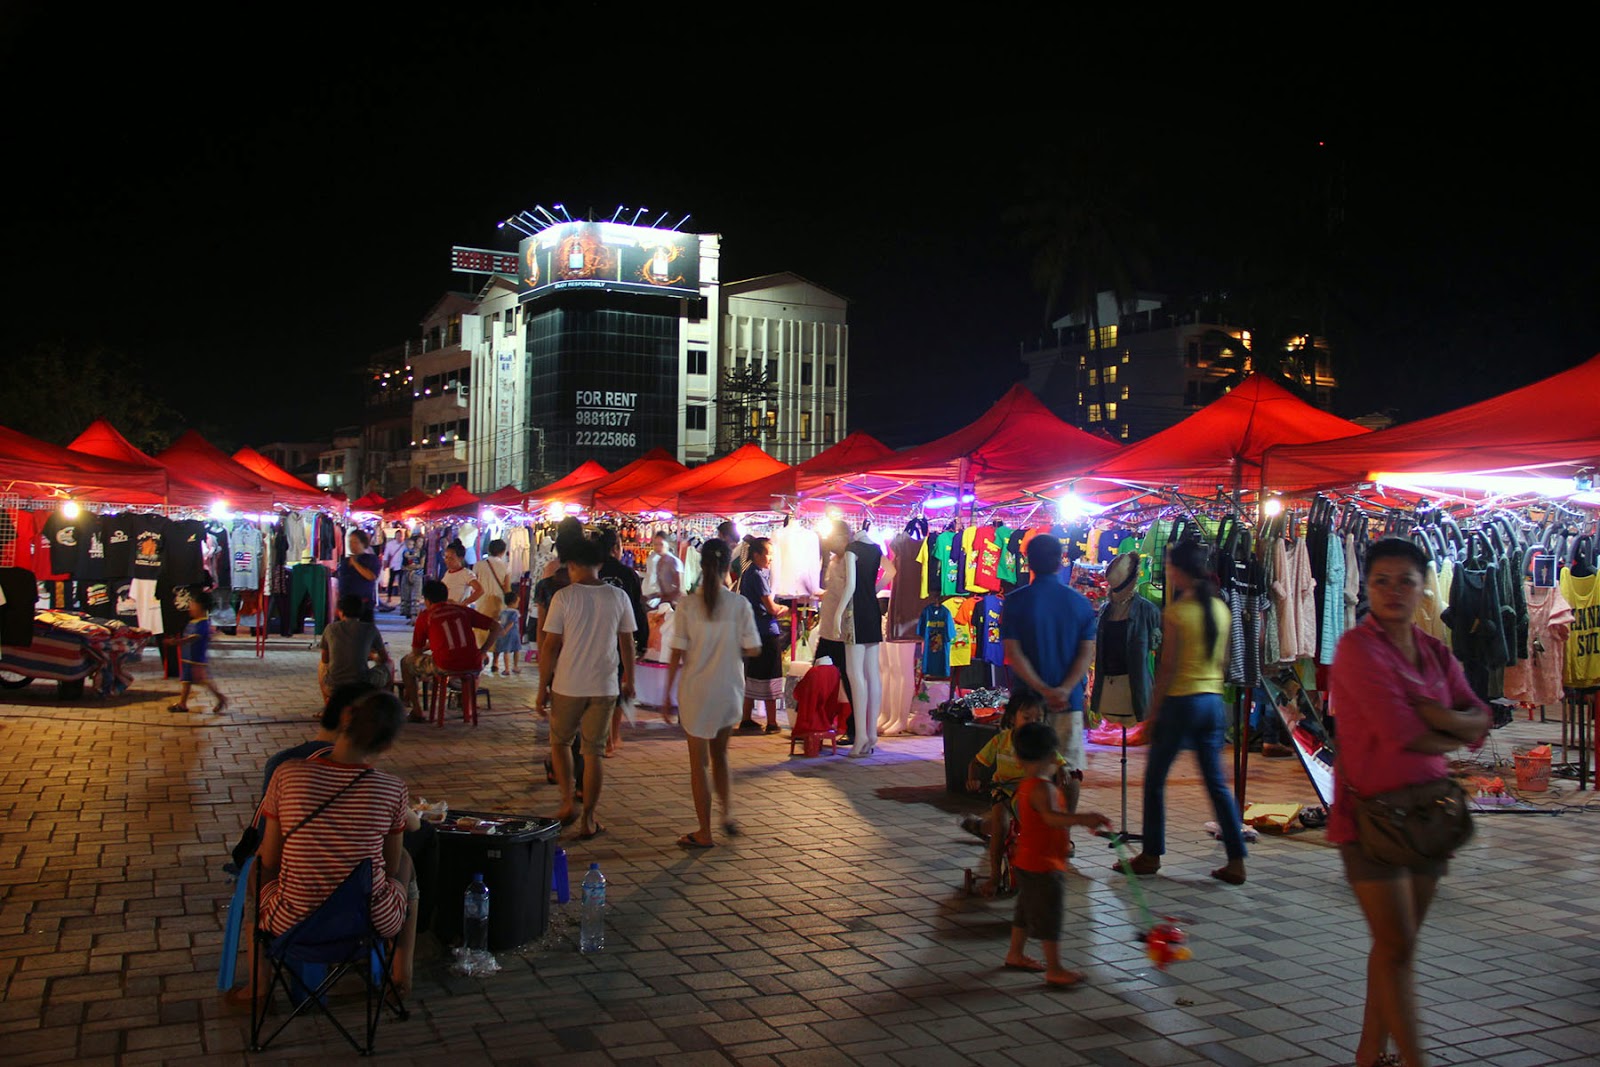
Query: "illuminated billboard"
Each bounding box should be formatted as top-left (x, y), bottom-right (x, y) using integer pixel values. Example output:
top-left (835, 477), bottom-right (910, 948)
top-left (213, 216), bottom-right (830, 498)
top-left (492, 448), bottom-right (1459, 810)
top-left (518, 222), bottom-right (700, 302)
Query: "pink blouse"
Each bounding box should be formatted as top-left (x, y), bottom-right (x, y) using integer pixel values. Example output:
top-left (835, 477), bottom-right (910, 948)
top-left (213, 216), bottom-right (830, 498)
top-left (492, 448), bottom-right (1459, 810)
top-left (1327, 615), bottom-right (1487, 844)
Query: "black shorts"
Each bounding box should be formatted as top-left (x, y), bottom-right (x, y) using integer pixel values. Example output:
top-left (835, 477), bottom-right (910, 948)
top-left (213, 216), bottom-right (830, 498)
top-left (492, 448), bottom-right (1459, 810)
top-left (1338, 842), bottom-right (1448, 883)
top-left (1012, 868), bottom-right (1065, 941)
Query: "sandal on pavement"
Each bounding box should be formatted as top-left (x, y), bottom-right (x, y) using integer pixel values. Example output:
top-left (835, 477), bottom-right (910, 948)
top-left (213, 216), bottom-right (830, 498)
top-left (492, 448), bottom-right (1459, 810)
top-left (1044, 970), bottom-right (1085, 988)
top-left (1003, 957), bottom-right (1046, 972)
top-left (577, 822), bottom-right (606, 841)
top-left (167, 704), bottom-right (189, 714)
top-left (676, 833), bottom-right (714, 849)
top-left (1112, 855), bottom-right (1160, 877)
top-left (722, 821), bottom-right (740, 838)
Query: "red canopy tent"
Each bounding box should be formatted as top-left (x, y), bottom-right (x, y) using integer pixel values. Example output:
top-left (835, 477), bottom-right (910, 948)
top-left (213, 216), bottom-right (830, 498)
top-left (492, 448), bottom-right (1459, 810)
top-left (382, 488), bottom-right (430, 516)
top-left (405, 484), bottom-right (480, 517)
top-left (812, 385), bottom-right (1120, 506)
top-left (524, 461), bottom-right (610, 504)
top-left (594, 443), bottom-right (789, 513)
top-left (0, 423), bottom-right (169, 501)
top-left (231, 446), bottom-right (328, 507)
top-left (349, 492), bottom-right (388, 511)
top-left (677, 433), bottom-right (895, 514)
top-left (154, 432), bottom-right (278, 511)
top-left (546, 449), bottom-right (688, 510)
top-left (1263, 354), bottom-right (1600, 493)
top-left (480, 484), bottom-right (530, 508)
top-left (71, 420), bottom-right (270, 509)
top-left (1047, 375), bottom-right (1370, 495)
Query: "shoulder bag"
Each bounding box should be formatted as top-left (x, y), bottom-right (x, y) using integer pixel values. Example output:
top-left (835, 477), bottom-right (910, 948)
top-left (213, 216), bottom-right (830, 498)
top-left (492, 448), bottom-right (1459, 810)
top-left (1348, 776), bottom-right (1473, 867)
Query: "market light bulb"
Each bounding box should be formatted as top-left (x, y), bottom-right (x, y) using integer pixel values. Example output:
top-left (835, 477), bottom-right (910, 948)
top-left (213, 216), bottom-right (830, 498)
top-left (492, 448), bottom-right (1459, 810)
top-left (1263, 498), bottom-right (1284, 518)
top-left (61, 501), bottom-right (80, 519)
top-left (210, 501), bottom-right (231, 520)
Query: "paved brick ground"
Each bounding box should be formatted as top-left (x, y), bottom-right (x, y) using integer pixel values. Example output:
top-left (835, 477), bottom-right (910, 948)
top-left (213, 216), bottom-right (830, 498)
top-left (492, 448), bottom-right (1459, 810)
top-left (2, 625), bottom-right (1597, 1065)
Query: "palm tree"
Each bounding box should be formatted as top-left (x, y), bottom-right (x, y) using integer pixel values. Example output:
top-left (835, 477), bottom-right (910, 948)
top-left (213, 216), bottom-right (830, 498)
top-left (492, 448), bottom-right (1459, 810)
top-left (1007, 144), bottom-right (1153, 428)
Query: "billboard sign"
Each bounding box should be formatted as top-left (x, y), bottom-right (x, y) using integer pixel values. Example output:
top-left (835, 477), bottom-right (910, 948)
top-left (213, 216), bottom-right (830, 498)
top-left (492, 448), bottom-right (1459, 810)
top-left (451, 246), bottom-right (521, 275)
top-left (519, 222), bottom-right (700, 302)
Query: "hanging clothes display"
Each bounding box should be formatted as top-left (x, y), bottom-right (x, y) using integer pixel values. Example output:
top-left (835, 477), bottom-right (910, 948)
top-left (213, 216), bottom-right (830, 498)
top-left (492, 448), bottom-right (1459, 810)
top-left (885, 520), bottom-right (932, 642)
top-left (1504, 580), bottom-right (1573, 706)
top-left (1560, 562), bottom-right (1600, 690)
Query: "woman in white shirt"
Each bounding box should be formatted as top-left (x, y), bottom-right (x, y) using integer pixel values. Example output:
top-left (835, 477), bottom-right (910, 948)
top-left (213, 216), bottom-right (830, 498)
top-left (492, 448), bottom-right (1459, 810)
top-left (665, 539), bottom-right (761, 848)
top-left (475, 539), bottom-right (514, 669)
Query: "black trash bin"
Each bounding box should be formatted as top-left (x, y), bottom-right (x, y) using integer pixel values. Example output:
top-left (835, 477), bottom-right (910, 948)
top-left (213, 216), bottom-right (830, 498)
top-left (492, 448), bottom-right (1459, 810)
top-left (942, 720), bottom-right (999, 794)
top-left (433, 811), bottom-right (562, 950)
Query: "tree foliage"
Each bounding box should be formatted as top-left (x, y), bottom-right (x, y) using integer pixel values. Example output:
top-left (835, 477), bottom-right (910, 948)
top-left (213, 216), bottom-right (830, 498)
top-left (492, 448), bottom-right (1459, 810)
top-left (0, 343), bottom-right (179, 452)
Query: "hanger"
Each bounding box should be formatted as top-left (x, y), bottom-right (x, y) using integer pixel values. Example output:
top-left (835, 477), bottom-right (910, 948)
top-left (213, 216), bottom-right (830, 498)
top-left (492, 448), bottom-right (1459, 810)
top-left (1571, 534), bottom-right (1595, 578)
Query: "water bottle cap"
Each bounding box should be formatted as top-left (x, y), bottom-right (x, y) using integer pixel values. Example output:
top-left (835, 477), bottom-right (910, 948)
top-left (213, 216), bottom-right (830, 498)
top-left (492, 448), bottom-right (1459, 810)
top-left (473, 873), bottom-right (484, 881)
top-left (589, 862), bottom-right (599, 869)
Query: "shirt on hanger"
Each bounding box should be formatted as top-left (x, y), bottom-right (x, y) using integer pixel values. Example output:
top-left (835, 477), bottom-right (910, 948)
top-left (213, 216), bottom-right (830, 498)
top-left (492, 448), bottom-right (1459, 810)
top-left (918, 602), bottom-right (953, 679)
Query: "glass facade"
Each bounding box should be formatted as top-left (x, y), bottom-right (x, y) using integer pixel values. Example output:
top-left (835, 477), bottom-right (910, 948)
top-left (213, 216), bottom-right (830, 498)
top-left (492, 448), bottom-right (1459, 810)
top-left (525, 295), bottom-right (680, 475)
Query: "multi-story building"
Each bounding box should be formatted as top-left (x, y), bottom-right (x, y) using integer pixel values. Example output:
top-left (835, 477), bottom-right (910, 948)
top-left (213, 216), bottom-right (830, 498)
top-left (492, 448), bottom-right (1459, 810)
top-left (361, 343), bottom-right (413, 498)
top-left (254, 442), bottom-right (324, 485)
top-left (315, 428), bottom-right (363, 494)
top-left (409, 293), bottom-right (477, 493)
top-left (719, 273), bottom-right (848, 465)
top-left (1021, 291), bottom-right (1337, 442)
top-left (465, 274), bottom-right (529, 492)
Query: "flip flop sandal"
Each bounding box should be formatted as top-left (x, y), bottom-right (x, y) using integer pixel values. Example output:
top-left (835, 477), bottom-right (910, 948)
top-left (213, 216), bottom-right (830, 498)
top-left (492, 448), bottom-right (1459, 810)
top-left (722, 821), bottom-right (741, 838)
top-left (167, 704), bottom-right (189, 713)
top-left (1003, 959), bottom-right (1046, 972)
top-left (676, 833), bottom-right (714, 848)
top-left (1044, 970), bottom-right (1085, 988)
top-left (578, 823), bottom-right (606, 841)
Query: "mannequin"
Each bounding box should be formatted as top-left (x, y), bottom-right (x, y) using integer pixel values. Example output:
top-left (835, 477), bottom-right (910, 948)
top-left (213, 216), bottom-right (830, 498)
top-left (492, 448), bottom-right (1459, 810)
top-left (815, 522), bottom-right (857, 735)
top-left (836, 524), bottom-right (884, 758)
top-left (1091, 552), bottom-right (1161, 725)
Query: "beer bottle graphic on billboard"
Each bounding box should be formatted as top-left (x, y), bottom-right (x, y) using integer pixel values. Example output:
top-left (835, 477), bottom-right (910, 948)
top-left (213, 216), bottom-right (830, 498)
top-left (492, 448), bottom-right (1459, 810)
top-left (568, 229), bottom-right (586, 272)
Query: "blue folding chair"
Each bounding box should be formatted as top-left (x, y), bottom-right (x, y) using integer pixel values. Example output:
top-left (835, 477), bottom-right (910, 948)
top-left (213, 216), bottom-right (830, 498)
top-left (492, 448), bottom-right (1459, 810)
top-left (250, 859), bottom-right (409, 1056)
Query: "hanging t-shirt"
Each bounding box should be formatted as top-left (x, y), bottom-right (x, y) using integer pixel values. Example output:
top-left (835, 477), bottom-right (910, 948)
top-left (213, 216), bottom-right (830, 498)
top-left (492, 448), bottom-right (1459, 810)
top-left (73, 513), bottom-right (105, 582)
top-left (961, 528), bottom-right (983, 593)
top-left (231, 522), bottom-right (263, 590)
top-left (974, 527), bottom-right (1003, 592)
top-left (931, 532), bottom-right (958, 597)
top-left (79, 580), bottom-right (116, 619)
top-left (975, 593), bottom-right (1006, 665)
top-left (944, 595), bottom-right (975, 667)
top-left (100, 512), bottom-right (132, 576)
top-left (918, 602), bottom-right (953, 679)
top-left (40, 512), bottom-right (82, 575)
top-left (1561, 567), bottom-right (1600, 689)
top-left (915, 537), bottom-right (933, 600)
top-left (163, 520), bottom-right (207, 586)
top-left (993, 526), bottom-right (1017, 584)
top-left (126, 514), bottom-right (169, 578)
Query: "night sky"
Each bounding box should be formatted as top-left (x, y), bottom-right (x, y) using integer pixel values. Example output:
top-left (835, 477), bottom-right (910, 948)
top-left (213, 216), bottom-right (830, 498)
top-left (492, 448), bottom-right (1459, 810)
top-left (6, 14), bottom-right (1595, 456)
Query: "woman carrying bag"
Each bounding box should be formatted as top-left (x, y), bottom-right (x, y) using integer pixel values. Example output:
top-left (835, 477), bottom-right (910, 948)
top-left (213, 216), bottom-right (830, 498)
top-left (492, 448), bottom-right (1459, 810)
top-left (1329, 538), bottom-right (1489, 1067)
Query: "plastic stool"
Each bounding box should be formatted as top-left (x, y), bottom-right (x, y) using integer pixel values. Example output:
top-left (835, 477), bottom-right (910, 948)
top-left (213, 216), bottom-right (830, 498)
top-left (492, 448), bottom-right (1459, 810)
top-left (789, 730), bottom-right (838, 757)
top-left (431, 672), bottom-right (479, 726)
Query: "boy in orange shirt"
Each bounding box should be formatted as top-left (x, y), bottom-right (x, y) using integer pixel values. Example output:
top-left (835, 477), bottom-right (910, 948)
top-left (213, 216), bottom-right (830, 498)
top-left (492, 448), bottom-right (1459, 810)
top-left (1005, 720), bottom-right (1109, 986)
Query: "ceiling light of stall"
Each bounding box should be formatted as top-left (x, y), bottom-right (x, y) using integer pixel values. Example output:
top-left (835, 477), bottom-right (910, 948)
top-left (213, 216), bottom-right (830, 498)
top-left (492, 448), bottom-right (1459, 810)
top-left (1371, 471), bottom-right (1589, 498)
top-left (61, 500), bottom-right (80, 518)
top-left (1262, 497), bottom-right (1284, 518)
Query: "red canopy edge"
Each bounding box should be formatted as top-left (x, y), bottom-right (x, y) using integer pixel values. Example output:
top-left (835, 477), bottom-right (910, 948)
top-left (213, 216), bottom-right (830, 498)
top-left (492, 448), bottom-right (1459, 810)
top-left (1057, 375), bottom-right (1369, 493)
top-left (1263, 353), bottom-right (1600, 492)
top-left (406, 484), bottom-right (480, 517)
top-left (525, 461), bottom-right (610, 503)
top-left (232, 446), bottom-right (327, 506)
top-left (541, 450), bottom-right (688, 510)
top-left (676, 433), bottom-right (894, 514)
top-left (594, 444), bottom-right (790, 513)
top-left (0, 423), bottom-right (169, 500)
top-left (153, 431), bottom-right (277, 510)
top-left (383, 488), bottom-right (430, 516)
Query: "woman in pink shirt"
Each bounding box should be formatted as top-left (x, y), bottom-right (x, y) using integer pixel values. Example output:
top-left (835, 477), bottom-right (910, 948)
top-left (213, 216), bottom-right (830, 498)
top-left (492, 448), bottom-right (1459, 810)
top-left (1330, 539), bottom-right (1489, 1067)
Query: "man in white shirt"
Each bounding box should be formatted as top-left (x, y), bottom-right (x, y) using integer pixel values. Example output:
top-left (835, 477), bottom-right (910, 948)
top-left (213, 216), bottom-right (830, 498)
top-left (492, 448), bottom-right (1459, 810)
top-left (536, 536), bottom-right (637, 839)
top-left (646, 530), bottom-right (683, 607)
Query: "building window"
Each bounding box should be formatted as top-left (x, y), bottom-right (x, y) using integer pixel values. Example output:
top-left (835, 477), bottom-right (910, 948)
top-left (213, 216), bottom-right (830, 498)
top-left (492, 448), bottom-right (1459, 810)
top-left (824, 363), bottom-right (837, 387)
top-left (749, 409), bottom-right (761, 429)
top-left (1090, 324), bottom-right (1117, 349)
top-left (801, 411), bottom-right (812, 441)
top-left (687, 348), bottom-right (707, 375)
top-left (1087, 404), bottom-right (1103, 423)
top-left (824, 412), bottom-right (835, 441)
top-left (1121, 385), bottom-right (1130, 401)
top-left (686, 404), bottom-right (707, 431)
top-left (1086, 368), bottom-right (1099, 386)
top-left (764, 410), bottom-right (777, 431)
top-left (1121, 351), bottom-right (1129, 364)
top-left (1104, 365), bottom-right (1117, 384)
top-left (766, 358), bottom-right (778, 382)
top-left (801, 362), bottom-right (813, 386)
top-left (503, 308), bottom-right (516, 336)
top-left (1120, 425), bottom-right (1130, 439)
top-left (1105, 402), bottom-right (1118, 421)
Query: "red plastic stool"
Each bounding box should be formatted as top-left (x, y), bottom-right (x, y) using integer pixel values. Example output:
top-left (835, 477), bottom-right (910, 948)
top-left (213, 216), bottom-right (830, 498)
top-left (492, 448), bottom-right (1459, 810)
top-left (430, 671), bottom-right (479, 726)
top-left (789, 729), bottom-right (838, 757)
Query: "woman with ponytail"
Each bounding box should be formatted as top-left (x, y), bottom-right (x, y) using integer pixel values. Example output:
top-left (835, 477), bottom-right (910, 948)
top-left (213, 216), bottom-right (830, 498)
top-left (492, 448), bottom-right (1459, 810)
top-left (1113, 540), bottom-right (1248, 885)
top-left (665, 538), bottom-right (762, 848)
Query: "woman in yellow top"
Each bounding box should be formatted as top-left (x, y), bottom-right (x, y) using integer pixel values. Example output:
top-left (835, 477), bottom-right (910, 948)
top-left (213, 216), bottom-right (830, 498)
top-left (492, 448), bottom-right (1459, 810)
top-left (1115, 540), bottom-right (1247, 885)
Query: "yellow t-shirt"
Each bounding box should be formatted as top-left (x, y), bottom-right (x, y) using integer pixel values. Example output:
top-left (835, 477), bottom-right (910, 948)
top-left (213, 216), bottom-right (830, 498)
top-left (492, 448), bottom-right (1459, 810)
top-left (915, 538), bottom-right (932, 600)
top-left (1165, 595), bottom-right (1230, 696)
top-left (975, 728), bottom-right (1066, 788)
top-left (1561, 568), bottom-right (1600, 688)
top-left (943, 596), bottom-right (973, 667)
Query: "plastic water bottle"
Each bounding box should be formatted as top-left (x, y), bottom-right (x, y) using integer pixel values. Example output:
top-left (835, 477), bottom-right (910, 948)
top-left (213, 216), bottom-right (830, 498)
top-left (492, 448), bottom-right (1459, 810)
top-left (579, 863), bottom-right (606, 953)
top-left (463, 873), bottom-right (490, 952)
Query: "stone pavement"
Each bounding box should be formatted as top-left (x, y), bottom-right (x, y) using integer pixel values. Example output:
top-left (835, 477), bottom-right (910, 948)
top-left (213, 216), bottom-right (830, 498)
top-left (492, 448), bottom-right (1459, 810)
top-left (2, 630), bottom-right (1599, 1066)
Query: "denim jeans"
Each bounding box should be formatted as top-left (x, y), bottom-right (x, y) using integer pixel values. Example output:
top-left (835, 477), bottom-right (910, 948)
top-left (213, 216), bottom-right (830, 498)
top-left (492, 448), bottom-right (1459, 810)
top-left (1142, 692), bottom-right (1247, 861)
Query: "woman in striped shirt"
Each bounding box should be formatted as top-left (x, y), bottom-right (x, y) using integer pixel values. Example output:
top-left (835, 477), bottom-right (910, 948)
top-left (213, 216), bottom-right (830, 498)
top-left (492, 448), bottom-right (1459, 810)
top-left (257, 689), bottom-right (419, 996)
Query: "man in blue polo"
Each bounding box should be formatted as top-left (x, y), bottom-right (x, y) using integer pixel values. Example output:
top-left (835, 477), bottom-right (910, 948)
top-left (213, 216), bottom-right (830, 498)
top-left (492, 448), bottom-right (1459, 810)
top-left (1000, 534), bottom-right (1097, 823)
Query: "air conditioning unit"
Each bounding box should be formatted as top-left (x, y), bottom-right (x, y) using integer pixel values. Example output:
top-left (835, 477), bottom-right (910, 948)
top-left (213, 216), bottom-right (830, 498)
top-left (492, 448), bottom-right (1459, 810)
top-left (456, 384), bottom-right (470, 408)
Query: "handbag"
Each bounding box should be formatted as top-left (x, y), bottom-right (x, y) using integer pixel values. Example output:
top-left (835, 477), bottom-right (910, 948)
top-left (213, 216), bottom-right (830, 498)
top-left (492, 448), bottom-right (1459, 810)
top-left (1349, 776), bottom-right (1473, 867)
